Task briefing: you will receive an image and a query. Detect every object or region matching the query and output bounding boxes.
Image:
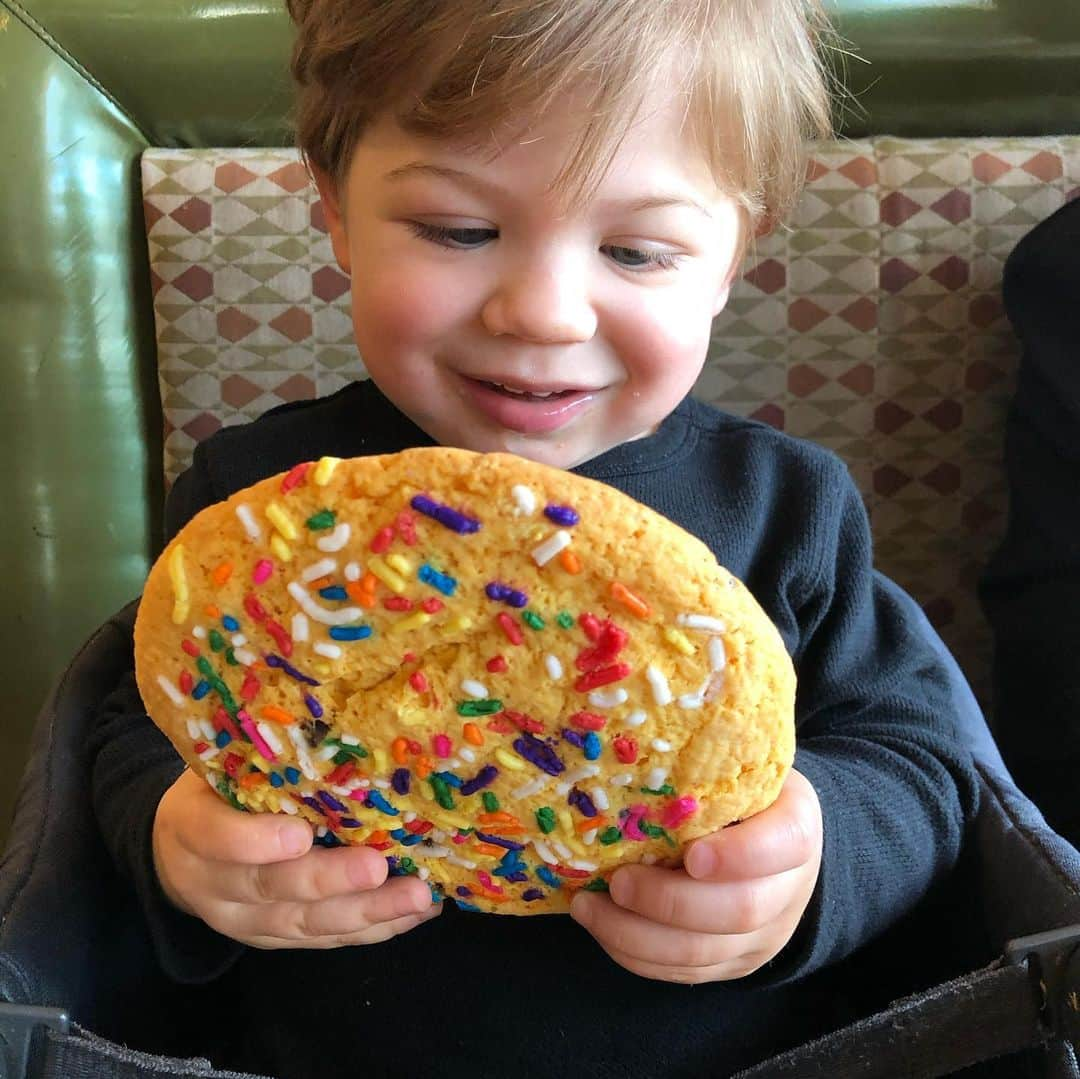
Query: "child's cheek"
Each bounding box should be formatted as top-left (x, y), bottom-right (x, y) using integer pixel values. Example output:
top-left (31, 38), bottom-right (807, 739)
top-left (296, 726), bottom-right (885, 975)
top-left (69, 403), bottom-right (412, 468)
top-left (349, 263), bottom-right (448, 359)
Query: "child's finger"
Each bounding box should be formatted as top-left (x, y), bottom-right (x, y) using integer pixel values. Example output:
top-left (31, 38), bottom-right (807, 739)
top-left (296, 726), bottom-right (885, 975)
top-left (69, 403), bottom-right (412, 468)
top-left (684, 768), bottom-right (821, 882)
top-left (246, 902), bottom-right (443, 951)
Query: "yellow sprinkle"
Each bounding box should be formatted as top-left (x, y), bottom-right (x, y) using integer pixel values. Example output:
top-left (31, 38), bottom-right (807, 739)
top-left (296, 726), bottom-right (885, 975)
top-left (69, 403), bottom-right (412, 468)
top-left (566, 836), bottom-right (587, 856)
top-left (314, 662), bottom-right (332, 677)
top-left (438, 811), bottom-right (472, 831)
top-left (265, 792), bottom-right (280, 813)
top-left (249, 752), bottom-right (272, 774)
top-left (495, 748), bottom-right (525, 771)
top-left (558, 809), bottom-right (574, 837)
top-left (449, 615), bottom-right (473, 632)
top-left (269, 535), bottom-right (293, 562)
top-left (397, 705), bottom-right (426, 727)
top-left (235, 791), bottom-right (248, 807)
top-left (419, 784), bottom-right (435, 802)
top-left (368, 555), bottom-right (407, 593)
top-left (390, 611), bottom-right (432, 635)
top-left (313, 456), bottom-right (341, 486)
top-left (168, 544), bottom-right (189, 624)
top-left (386, 552), bottom-right (413, 576)
top-left (373, 749), bottom-right (388, 773)
top-left (265, 501), bottom-right (298, 541)
top-left (663, 626), bottom-right (697, 656)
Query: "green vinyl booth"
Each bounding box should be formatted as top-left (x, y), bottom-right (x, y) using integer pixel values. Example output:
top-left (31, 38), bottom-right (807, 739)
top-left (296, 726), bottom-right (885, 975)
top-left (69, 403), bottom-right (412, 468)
top-left (4, 0), bottom-right (1080, 846)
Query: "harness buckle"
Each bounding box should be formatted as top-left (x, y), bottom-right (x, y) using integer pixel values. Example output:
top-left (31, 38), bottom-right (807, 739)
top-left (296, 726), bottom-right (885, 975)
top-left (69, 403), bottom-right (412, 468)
top-left (0, 1004), bottom-right (70, 1079)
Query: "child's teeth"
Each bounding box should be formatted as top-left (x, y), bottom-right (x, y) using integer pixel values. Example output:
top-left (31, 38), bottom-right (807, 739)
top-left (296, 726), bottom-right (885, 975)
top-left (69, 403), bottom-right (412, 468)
top-left (491, 382), bottom-right (556, 398)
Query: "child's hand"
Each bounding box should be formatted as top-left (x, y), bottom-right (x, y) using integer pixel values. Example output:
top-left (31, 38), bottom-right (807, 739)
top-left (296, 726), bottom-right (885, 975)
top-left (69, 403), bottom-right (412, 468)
top-left (152, 769), bottom-right (442, 949)
top-left (569, 769), bottom-right (822, 983)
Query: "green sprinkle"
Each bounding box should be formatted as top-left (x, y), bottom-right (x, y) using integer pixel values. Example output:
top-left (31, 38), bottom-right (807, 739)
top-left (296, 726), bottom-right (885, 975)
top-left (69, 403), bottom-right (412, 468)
top-left (482, 791), bottom-right (500, 812)
top-left (306, 509), bottom-right (336, 530)
top-left (208, 629), bottom-right (226, 653)
top-left (556, 611), bottom-right (575, 629)
top-left (536, 806), bottom-right (557, 834)
top-left (583, 878), bottom-right (610, 892)
top-left (224, 647), bottom-right (238, 666)
top-left (399, 857), bottom-right (418, 875)
top-left (456, 827), bottom-right (475, 836)
top-left (640, 822), bottom-right (677, 848)
top-left (599, 827), bottom-right (622, 845)
top-left (640, 784), bottom-right (676, 796)
top-left (329, 740), bottom-right (369, 760)
top-left (196, 657), bottom-right (238, 716)
top-left (430, 775), bottom-right (455, 811)
top-left (215, 775), bottom-right (245, 812)
top-left (522, 610), bottom-right (545, 630)
top-left (456, 699), bottom-right (503, 717)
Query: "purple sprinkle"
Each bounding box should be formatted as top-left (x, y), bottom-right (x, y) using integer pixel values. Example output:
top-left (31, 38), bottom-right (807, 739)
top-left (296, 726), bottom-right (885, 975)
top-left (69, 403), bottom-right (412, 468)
top-left (485, 581), bottom-right (528, 608)
top-left (485, 582), bottom-right (509, 601)
top-left (340, 818), bottom-right (363, 828)
top-left (544, 504), bottom-right (580, 526)
top-left (475, 831), bottom-right (526, 851)
top-left (568, 787), bottom-right (598, 818)
top-left (522, 888), bottom-right (545, 902)
top-left (456, 886), bottom-right (473, 897)
top-left (459, 764), bottom-right (498, 796)
top-left (505, 871), bottom-right (529, 883)
top-left (301, 795), bottom-right (325, 816)
top-left (513, 732), bottom-right (566, 776)
top-left (392, 768), bottom-right (411, 795)
top-left (410, 494), bottom-right (481, 534)
top-left (317, 790), bottom-right (346, 813)
top-left (303, 693), bottom-right (323, 719)
top-left (506, 589), bottom-right (528, 608)
top-left (265, 653), bottom-right (320, 687)
top-left (561, 728), bottom-right (586, 749)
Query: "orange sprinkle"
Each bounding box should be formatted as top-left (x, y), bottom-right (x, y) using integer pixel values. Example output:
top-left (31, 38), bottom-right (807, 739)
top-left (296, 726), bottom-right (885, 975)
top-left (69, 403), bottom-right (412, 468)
top-left (203, 603), bottom-right (221, 619)
top-left (308, 575), bottom-right (333, 592)
top-left (238, 772), bottom-right (267, 789)
top-left (260, 705), bottom-right (296, 726)
top-left (478, 823), bottom-right (526, 836)
top-left (577, 815), bottom-right (608, 834)
top-left (478, 811), bottom-right (520, 825)
top-left (346, 580), bottom-right (377, 608)
top-left (463, 722), bottom-right (484, 746)
top-left (477, 887), bottom-right (512, 903)
top-left (414, 756), bottom-right (434, 779)
top-left (611, 581), bottom-right (651, 619)
top-left (367, 829), bottom-right (390, 845)
top-left (361, 571), bottom-right (379, 593)
top-left (391, 737), bottom-right (410, 765)
top-left (211, 562), bottom-right (233, 588)
top-left (560, 548), bottom-right (581, 574)
top-left (473, 842), bottom-right (507, 858)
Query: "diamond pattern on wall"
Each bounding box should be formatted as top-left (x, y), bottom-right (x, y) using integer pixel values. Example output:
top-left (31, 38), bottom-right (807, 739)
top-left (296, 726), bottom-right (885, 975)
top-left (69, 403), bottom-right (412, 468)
top-left (142, 137), bottom-right (1080, 707)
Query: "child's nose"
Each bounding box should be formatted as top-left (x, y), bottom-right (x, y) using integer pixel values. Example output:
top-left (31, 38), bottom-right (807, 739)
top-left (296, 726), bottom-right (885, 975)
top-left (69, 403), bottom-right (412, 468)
top-left (481, 260), bottom-right (597, 344)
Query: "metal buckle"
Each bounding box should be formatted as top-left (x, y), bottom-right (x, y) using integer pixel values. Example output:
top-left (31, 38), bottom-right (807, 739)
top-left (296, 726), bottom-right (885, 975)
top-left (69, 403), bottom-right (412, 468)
top-left (1006, 924), bottom-right (1080, 1042)
top-left (0, 1004), bottom-right (70, 1079)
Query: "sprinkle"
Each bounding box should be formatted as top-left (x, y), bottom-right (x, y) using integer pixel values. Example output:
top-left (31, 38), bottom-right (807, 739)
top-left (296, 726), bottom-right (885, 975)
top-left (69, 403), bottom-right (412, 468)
top-left (560, 549), bottom-right (581, 574)
top-left (613, 736), bottom-right (638, 764)
top-left (562, 729), bottom-right (585, 749)
top-left (591, 787), bottom-right (610, 812)
top-left (625, 710), bottom-right (647, 727)
top-left (568, 859), bottom-right (599, 873)
top-left (544, 654), bottom-right (563, 680)
top-left (344, 562), bottom-right (362, 582)
top-left (235, 504), bottom-right (262, 541)
top-left (568, 788), bottom-right (598, 817)
top-left (260, 705), bottom-right (296, 726)
top-left (486, 582), bottom-right (528, 608)
top-left (317, 522), bottom-right (351, 552)
top-left (386, 552), bottom-right (412, 577)
top-left (208, 629), bottom-right (226, 653)
top-left (610, 773), bottom-right (633, 787)
top-left (253, 559), bottom-right (274, 585)
top-left (611, 581), bottom-right (651, 620)
top-left (303, 693), bottom-right (323, 718)
top-left (496, 612), bottom-right (524, 645)
top-left (313, 641), bottom-right (341, 659)
top-left (429, 774), bottom-right (455, 810)
top-left (535, 807), bottom-right (557, 834)
top-left (255, 721), bottom-right (285, 757)
top-left (367, 555), bottom-right (407, 593)
top-left (482, 791), bottom-right (500, 812)
top-left (421, 597), bottom-right (444, 613)
top-left (588, 688), bottom-right (628, 708)
top-left (291, 613), bottom-right (309, 643)
top-left (570, 711), bottom-right (606, 731)
top-left (168, 545), bottom-right (189, 624)
top-left (312, 456), bottom-right (341, 486)
top-left (574, 664), bottom-right (631, 693)
top-left (486, 655), bottom-right (508, 673)
top-left (319, 585), bottom-right (348, 601)
top-left (531, 530), bottom-right (572, 567)
top-left (389, 611), bottom-right (432, 634)
top-left (678, 693), bottom-right (704, 710)
top-left (265, 502), bottom-right (298, 542)
top-left (583, 733), bottom-right (602, 760)
top-left (513, 733), bottom-right (565, 776)
top-left (157, 675), bottom-right (185, 706)
top-left (285, 726), bottom-right (318, 780)
top-left (536, 866), bottom-right (561, 888)
top-left (522, 888), bottom-right (545, 902)
top-left (264, 619), bottom-right (293, 657)
top-left (287, 582), bottom-right (365, 626)
top-left (511, 485), bottom-right (537, 515)
top-left (302, 558), bottom-right (338, 583)
top-left (651, 738), bottom-right (673, 752)
top-left (544, 504), bottom-right (579, 527)
top-left (367, 790), bottom-right (399, 816)
top-left (191, 680), bottom-right (211, 700)
top-left (280, 462), bottom-right (311, 494)
top-left (433, 733), bottom-right (453, 758)
top-left (370, 526), bottom-right (394, 554)
top-left (709, 637), bottom-right (727, 671)
top-left (410, 494), bottom-right (480, 534)
top-left (677, 613), bottom-right (726, 634)
top-left (522, 610), bottom-right (545, 631)
top-left (457, 699), bottom-right (502, 717)
top-left (238, 710), bottom-right (276, 761)
top-left (329, 625), bottom-right (372, 641)
top-left (264, 654), bottom-right (319, 686)
top-left (646, 665), bottom-right (673, 706)
top-left (494, 748), bottom-right (526, 772)
top-left (661, 796), bottom-right (699, 829)
top-left (663, 626), bottom-right (696, 656)
top-left (646, 767), bottom-right (668, 790)
top-left (306, 509), bottom-right (335, 530)
top-left (511, 775), bottom-right (549, 799)
top-left (463, 723), bottom-right (484, 745)
top-left (460, 765), bottom-right (498, 795)
top-left (233, 648), bottom-right (257, 666)
top-left (211, 562), bottom-right (233, 588)
top-left (418, 563), bottom-right (457, 596)
top-left (461, 679), bottom-right (488, 699)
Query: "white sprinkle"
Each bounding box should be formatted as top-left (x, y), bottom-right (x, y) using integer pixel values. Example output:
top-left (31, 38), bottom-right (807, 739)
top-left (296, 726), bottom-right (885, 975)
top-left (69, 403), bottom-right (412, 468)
top-left (205, 774), bottom-right (218, 793)
top-left (582, 829), bottom-right (598, 845)
top-left (314, 641), bottom-right (342, 659)
top-left (678, 693), bottom-right (705, 709)
top-left (233, 648), bottom-right (257, 667)
top-left (562, 764), bottom-right (602, 787)
top-left (611, 773), bottom-right (634, 787)
top-left (709, 636), bottom-right (727, 671)
top-left (569, 859), bottom-right (599, 872)
top-left (344, 561), bottom-right (362, 581)
top-left (199, 719), bottom-right (216, 741)
top-left (301, 558), bottom-right (337, 583)
top-left (532, 839), bottom-right (559, 864)
top-left (511, 484), bottom-right (537, 516)
top-left (678, 613), bottom-right (726, 634)
top-left (625, 710), bottom-right (648, 728)
top-left (291, 613), bottom-right (309, 643)
top-left (646, 665), bottom-right (673, 706)
top-left (646, 767), bottom-right (668, 790)
top-left (316, 744), bottom-right (338, 762)
top-left (418, 867), bottom-right (431, 881)
top-left (374, 778), bottom-right (391, 789)
top-left (186, 719), bottom-right (202, 740)
top-left (316, 522), bottom-right (351, 552)
top-left (642, 853), bottom-right (659, 866)
top-left (432, 830), bottom-right (448, 843)
top-left (316, 826), bottom-right (328, 838)
top-left (287, 581), bottom-right (364, 626)
top-left (354, 778), bottom-right (371, 789)
top-left (235, 503), bottom-right (262, 541)
top-left (277, 795), bottom-right (299, 815)
top-left (544, 654), bottom-right (563, 681)
top-left (459, 747), bottom-right (477, 763)
top-left (192, 626), bottom-right (207, 639)
top-left (591, 787), bottom-right (610, 811)
top-left (589, 687), bottom-right (628, 708)
top-left (552, 839), bottom-right (574, 861)
top-left (531, 529), bottom-right (572, 567)
top-left (256, 722), bottom-right (285, 758)
top-left (512, 776), bottom-right (549, 799)
top-left (404, 811), bottom-right (417, 823)
top-left (449, 758), bottom-right (462, 769)
top-left (230, 633), bottom-right (247, 647)
top-left (651, 738), bottom-right (673, 753)
top-left (414, 845), bottom-right (451, 860)
top-left (447, 855), bottom-right (477, 869)
top-left (331, 785), bottom-right (352, 797)
top-left (157, 675), bottom-right (185, 707)
top-left (461, 679), bottom-right (488, 699)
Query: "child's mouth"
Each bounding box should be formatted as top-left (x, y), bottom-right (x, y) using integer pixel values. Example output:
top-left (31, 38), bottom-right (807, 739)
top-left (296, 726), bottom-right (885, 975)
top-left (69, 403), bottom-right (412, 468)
top-left (482, 380), bottom-right (578, 402)
top-left (462, 376), bottom-right (598, 435)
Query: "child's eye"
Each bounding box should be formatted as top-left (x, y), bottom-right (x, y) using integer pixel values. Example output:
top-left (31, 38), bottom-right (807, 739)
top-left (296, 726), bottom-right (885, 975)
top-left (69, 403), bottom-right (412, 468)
top-left (409, 222), bottom-right (497, 249)
top-left (603, 244), bottom-right (680, 272)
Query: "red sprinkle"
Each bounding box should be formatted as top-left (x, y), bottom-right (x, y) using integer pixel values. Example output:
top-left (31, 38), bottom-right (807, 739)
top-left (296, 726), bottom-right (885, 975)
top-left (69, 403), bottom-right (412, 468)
top-left (576, 620), bottom-right (629, 671)
top-left (370, 526), bottom-right (394, 553)
top-left (486, 655), bottom-right (508, 673)
top-left (280, 461), bottom-right (311, 494)
top-left (579, 613), bottom-right (602, 641)
top-left (181, 639), bottom-right (200, 658)
top-left (243, 594), bottom-right (267, 623)
top-left (504, 710), bottom-right (545, 733)
top-left (213, 706), bottom-right (244, 742)
top-left (325, 761), bottom-right (356, 785)
top-left (570, 711), bottom-right (607, 731)
top-left (384, 596), bottom-right (414, 611)
top-left (179, 671), bottom-right (194, 694)
top-left (192, 740), bottom-right (209, 755)
top-left (406, 739), bottom-right (422, 755)
top-left (223, 752), bottom-right (244, 778)
top-left (366, 839), bottom-right (393, 851)
top-left (613, 735), bottom-right (639, 764)
top-left (395, 511), bottom-right (417, 545)
top-left (573, 663), bottom-right (632, 692)
top-left (240, 671), bottom-right (260, 702)
top-left (404, 819), bottom-right (434, 835)
top-left (486, 717), bottom-right (514, 734)
top-left (410, 671), bottom-right (429, 693)
top-left (496, 612), bottom-right (524, 645)
top-left (265, 619), bottom-right (293, 658)
top-left (421, 597), bottom-right (444, 613)
top-left (554, 865), bottom-right (591, 879)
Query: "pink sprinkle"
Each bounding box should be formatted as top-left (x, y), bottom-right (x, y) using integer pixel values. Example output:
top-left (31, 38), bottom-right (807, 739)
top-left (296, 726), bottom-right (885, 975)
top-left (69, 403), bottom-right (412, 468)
top-left (253, 559), bottom-right (273, 584)
top-left (476, 871), bottom-right (503, 894)
top-left (349, 789), bottom-right (368, 801)
top-left (660, 796), bottom-right (699, 830)
top-left (238, 709), bottom-right (277, 762)
top-left (452, 833), bottom-right (470, 844)
top-left (433, 733), bottom-right (452, 758)
top-left (623, 804), bottom-right (648, 841)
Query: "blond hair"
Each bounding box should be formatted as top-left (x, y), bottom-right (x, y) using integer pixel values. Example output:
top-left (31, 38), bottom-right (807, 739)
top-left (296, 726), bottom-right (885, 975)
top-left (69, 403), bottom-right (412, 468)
top-left (286, 0), bottom-right (838, 231)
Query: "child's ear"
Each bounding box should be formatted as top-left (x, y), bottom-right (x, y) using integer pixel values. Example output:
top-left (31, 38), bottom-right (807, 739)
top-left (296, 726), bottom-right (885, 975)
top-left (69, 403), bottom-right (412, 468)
top-left (310, 163), bottom-right (352, 276)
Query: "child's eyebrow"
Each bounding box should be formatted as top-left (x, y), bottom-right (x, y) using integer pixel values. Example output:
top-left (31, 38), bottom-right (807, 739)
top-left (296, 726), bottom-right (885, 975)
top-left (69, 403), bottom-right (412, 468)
top-left (382, 160), bottom-right (712, 218)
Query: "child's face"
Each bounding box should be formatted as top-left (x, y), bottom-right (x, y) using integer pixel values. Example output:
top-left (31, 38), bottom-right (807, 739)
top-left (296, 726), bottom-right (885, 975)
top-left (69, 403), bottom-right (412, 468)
top-left (316, 85), bottom-right (745, 469)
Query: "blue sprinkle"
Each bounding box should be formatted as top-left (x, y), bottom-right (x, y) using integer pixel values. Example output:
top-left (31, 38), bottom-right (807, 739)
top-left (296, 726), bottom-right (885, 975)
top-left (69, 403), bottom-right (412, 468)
top-left (265, 653), bottom-right (320, 686)
top-left (522, 888), bottom-right (546, 902)
top-left (313, 832), bottom-right (343, 847)
top-left (562, 728), bottom-right (586, 749)
top-left (456, 886), bottom-right (474, 897)
top-left (329, 625), bottom-right (372, 641)
top-left (433, 770), bottom-right (464, 789)
top-left (410, 494), bottom-right (481, 534)
top-left (319, 586), bottom-right (348, 601)
top-left (317, 791), bottom-right (346, 813)
top-left (459, 764), bottom-right (498, 795)
top-left (401, 834), bottom-right (423, 846)
top-left (544, 504), bottom-right (580, 526)
top-left (303, 693), bottom-right (323, 719)
top-left (475, 832), bottom-right (525, 851)
top-left (366, 790), bottom-right (400, 815)
top-left (214, 730), bottom-right (232, 749)
top-left (222, 615), bottom-right (240, 631)
top-left (392, 768), bottom-right (411, 795)
top-left (192, 680), bottom-right (211, 700)
top-left (583, 732), bottom-right (602, 760)
top-left (340, 818), bottom-right (363, 828)
top-left (419, 563), bottom-right (457, 596)
top-left (269, 772), bottom-right (284, 788)
top-left (390, 829), bottom-right (409, 841)
top-left (455, 899), bottom-right (482, 912)
top-left (536, 866), bottom-right (562, 888)
top-left (284, 767), bottom-right (301, 784)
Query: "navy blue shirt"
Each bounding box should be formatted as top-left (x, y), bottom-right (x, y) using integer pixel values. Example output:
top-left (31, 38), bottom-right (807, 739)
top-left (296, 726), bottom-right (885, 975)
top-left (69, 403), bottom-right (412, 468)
top-left (92, 383), bottom-right (979, 1078)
